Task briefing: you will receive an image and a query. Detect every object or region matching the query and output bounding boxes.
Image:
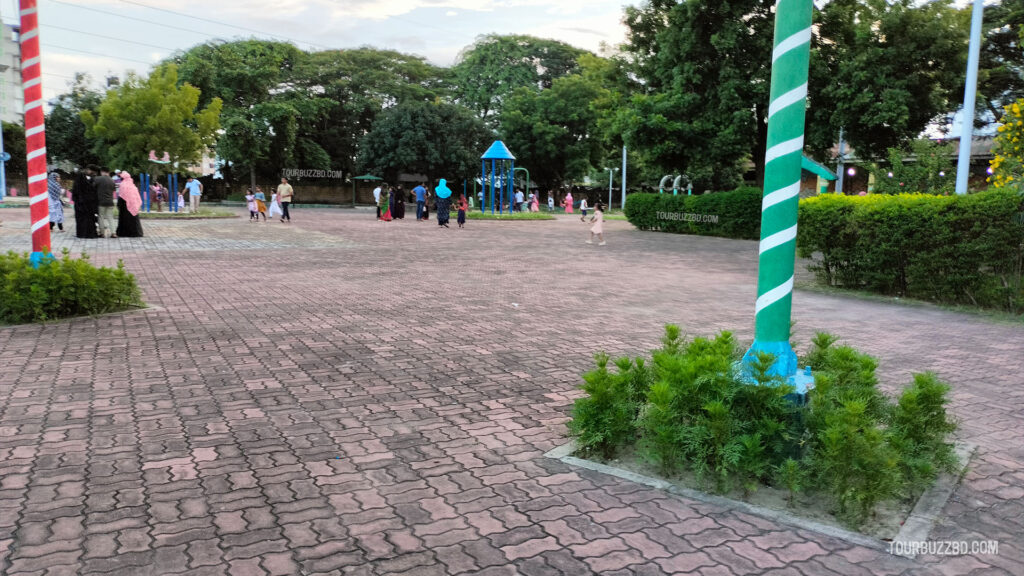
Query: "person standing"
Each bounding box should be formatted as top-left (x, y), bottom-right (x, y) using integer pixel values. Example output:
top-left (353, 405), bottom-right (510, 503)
top-left (413, 182), bottom-right (427, 221)
top-left (253, 187), bottom-right (267, 221)
top-left (150, 181), bottom-right (164, 212)
top-left (115, 171), bottom-right (144, 237)
top-left (394, 186), bottom-right (406, 220)
top-left (579, 197), bottom-right (588, 222)
top-left (379, 186), bottom-right (392, 221)
top-left (94, 167), bottom-right (117, 239)
top-left (184, 176), bottom-right (203, 214)
top-left (515, 188), bottom-right (525, 213)
top-left (373, 184), bottom-right (382, 220)
top-left (435, 179), bottom-right (452, 228)
top-left (547, 194), bottom-right (555, 212)
top-left (71, 167), bottom-right (99, 238)
top-left (586, 201), bottom-right (605, 246)
top-left (456, 193), bottom-right (468, 228)
top-left (47, 173), bottom-right (65, 232)
top-left (563, 191), bottom-right (574, 214)
top-left (277, 177), bottom-right (293, 222)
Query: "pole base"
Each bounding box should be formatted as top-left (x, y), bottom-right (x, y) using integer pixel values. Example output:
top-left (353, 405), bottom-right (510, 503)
top-left (29, 251), bottom-right (53, 268)
top-left (742, 340), bottom-right (814, 402)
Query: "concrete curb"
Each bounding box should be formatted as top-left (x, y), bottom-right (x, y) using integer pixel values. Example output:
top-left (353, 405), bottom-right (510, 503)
top-left (545, 439), bottom-right (975, 555)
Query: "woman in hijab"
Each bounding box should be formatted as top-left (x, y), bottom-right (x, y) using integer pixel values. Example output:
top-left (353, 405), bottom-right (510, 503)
top-left (71, 168), bottom-right (99, 238)
top-left (115, 171), bottom-right (144, 237)
top-left (48, 172), bottom-right (66, 232)
top-left (394, 186), bottom-right (406, 220)
top-left (435, 179), bottom-right (453, 228)
top-left (379, 185), bottom-right (393, 222)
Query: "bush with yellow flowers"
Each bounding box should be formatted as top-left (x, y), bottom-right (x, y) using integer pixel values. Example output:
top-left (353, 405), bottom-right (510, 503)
top-left (990, 100), bottom-right (1024, 189)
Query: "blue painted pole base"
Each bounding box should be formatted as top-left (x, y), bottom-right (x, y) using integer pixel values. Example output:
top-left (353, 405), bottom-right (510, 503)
top-left (29, 251), bottom-right (53, 269)
top-left (742, 340), bottom-right (814, 403)
top-left (742, 339), bottom-right (798, 378)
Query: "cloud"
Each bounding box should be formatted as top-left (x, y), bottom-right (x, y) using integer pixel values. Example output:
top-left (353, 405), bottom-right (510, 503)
top-left (446, 11), bottom-right (458, 16)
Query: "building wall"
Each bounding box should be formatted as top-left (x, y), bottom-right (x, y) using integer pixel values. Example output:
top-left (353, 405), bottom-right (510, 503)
top-left (0, 24), bottom-right (23, 125)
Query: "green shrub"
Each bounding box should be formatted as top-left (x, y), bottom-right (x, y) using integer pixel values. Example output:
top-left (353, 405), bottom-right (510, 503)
top-left (797, 189), bottom-right (1024, 312)
top-left (568, 353), bottom-right (645, 459)
top-left (624, 187), bottom-right (762, 240)
top-left (568, 326), bottom-right (959, 528)
top-left (0, 249), bottom-right (143, 323)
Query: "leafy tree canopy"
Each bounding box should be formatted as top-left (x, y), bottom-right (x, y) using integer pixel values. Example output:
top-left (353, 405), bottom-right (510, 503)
top-left (978, 0), bottom-right (1024, 122)
top-left (451, 34), bottom-right (588, 122)
top-left (2, 122), bottom-right (26, 176)
top-left (357, 101), bottom-right (492, 183)
top-left (81, 64), bottom-right (222, 175)
top-left (500, 72), bottom-right (609, 190)
top-left (45, 73), bottom-right (103, 169)
top-left (807, 0), bottom-right (967, 159)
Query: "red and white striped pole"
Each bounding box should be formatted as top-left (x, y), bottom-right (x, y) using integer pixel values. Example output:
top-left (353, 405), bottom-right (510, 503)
top-left (19, 0), bottom-right (51, 260)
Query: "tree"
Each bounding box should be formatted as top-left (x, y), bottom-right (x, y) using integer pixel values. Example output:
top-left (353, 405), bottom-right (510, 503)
top-left (293, 48), bottom-right (448, 177)
top-left (45, 73), bottom-right (103, 168)
top-left (81, 65), bottom-right (222, 175)
top-left (620, 0), bottom-right (774, 190)
top-left (500, 74), bottom-right (608, 189)
top-left (806, 0), bottom-right (967, 160)
top-left (357, 101), bottom-right (492, 183)
top-left (451, 34), bottom-right (587, 122)
top-left (2, 122), bottom-right (26, 176)
top-left (977, 0), bottom-right (1024, 122)
top-left (621, 0), bottom-right (968, 189)
top-left (872, 140), bottom-right (956, 195)
top-left (990, 99), bottom-right (1024, 190)
top-left (168, 40), bottom-right (321, 182)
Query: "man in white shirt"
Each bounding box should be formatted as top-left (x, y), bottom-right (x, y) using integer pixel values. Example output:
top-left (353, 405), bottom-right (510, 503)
top-left (373, 186), bottom-right (382, 219)
top-left (515, 189), bottom-right (525, 212)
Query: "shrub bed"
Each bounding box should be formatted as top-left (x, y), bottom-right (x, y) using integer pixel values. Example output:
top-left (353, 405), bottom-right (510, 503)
top-left (797, 189), bottom-right (1024, 313)
top-left (624, 187), bottom-right (762, 240)
top-left (568, 326), bottom-right (958, 528)
top-left (1, 250), bottom-right (143, 323)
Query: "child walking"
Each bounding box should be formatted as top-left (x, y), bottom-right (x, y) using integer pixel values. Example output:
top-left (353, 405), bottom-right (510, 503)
top-left (246, 191), bottom-right (258, 221)
top-left (586, 202), bottom-right (606, 246)
top-left (579, 197), bottom-right (588, 222)
top-left (457, 194), bottom-right (468, 228)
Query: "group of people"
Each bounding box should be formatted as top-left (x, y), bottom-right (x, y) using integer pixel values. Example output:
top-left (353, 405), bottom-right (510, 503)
top-left (52, 165), bottom-right (144, 239)
top-left (244, 178), bottom-right (292, 223)
top-left (374, 180), bottom-right (468, 228)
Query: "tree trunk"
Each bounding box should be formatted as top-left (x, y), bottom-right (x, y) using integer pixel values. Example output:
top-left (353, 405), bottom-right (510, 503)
top-left (250, 165), bottom-right (256, 195)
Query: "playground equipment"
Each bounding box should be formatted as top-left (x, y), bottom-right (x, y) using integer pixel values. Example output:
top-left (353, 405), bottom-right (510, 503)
top-left (659, 174), bottom-right (693, 195)
top-left (480, 141), bottom-right (516, 214)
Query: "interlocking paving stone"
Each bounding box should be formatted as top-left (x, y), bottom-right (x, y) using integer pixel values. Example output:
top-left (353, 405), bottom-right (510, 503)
top-left (0, 206), bottom-right (1021, 574)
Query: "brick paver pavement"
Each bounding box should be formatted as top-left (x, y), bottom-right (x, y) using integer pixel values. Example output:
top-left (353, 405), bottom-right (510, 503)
top-left (0, 207), bottom-right (1021, 576)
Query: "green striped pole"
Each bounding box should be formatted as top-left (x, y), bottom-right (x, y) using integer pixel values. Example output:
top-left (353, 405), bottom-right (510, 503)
top-left (742, 0), bottom-right (812, 380)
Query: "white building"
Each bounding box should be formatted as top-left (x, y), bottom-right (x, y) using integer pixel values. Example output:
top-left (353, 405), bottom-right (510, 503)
top-left (0, 23), bottom-right (22, 124)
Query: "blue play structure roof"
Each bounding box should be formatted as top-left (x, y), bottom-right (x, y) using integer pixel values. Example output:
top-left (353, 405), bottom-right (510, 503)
top-left (802, 155), bottom-right (837, 181)
top-left (481, 141), bottom-right (516, 160)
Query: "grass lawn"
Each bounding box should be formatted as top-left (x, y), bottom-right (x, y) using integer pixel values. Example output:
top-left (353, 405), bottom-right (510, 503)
top-left (140, 208), bottom-right (237, 219)
top-left (451, 211), bottom-right (555, 221)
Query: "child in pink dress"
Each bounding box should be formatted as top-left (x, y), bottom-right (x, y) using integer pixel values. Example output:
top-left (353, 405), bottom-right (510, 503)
top-left (586, 202), bottom-right (605, 246)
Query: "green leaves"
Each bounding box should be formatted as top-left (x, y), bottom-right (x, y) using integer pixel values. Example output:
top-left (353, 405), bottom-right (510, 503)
top-left (569, 324), bottom-right (959, 528)
top-left (452, 34), bottom-right (587, 122)
top-left (797, 189), bottom-right (1024, 312)
top-left (81, 65), bottom-right (222, 175)
top-left (0, 251), bottom-right (143, 324)
top-left (357, 101), bottom-right (492, 183)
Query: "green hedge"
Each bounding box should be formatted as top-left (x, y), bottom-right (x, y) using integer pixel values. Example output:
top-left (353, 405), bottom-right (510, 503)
top-left (797, 189), bottom-right (1024, 312)
top-left (1, 250), bottom-right (143, 323)
top-left (624, 187), bottom-right (762, 240)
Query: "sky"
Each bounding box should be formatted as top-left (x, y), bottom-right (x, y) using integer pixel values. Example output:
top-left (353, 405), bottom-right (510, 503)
top-left (0, 0), bottom-right (635, 103)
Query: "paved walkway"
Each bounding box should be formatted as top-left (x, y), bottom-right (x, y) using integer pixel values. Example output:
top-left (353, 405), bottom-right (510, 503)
top-left (0, 207), bottom-right (1021, 576)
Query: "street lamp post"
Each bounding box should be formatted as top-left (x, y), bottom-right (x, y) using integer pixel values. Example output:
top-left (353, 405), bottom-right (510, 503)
top-left (956, 0), bottom-right (985, 196)
top-left (607, 168), bottom-right (618, 208)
